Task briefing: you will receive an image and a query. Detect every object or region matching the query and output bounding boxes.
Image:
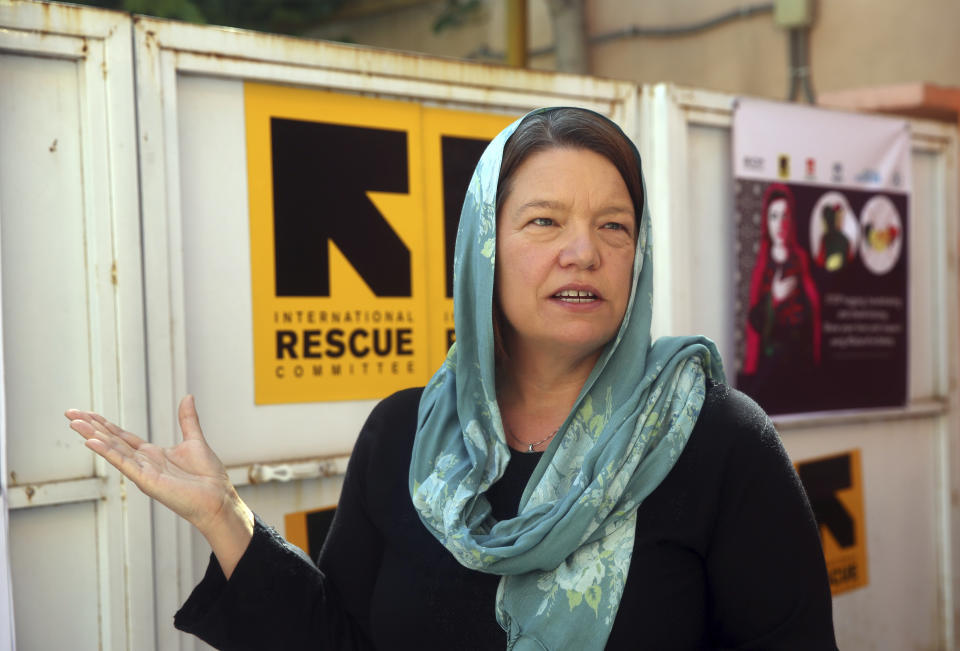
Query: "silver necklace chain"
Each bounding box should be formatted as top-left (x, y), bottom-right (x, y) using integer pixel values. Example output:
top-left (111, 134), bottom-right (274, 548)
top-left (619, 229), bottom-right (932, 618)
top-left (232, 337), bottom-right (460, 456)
top-left (505, 426), bottom-right (559, 453)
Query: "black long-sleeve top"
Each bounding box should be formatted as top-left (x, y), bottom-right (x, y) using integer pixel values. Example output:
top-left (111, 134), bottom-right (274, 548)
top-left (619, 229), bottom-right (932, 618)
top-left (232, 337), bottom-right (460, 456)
top-left (175, 383), bottom-right (837, 650)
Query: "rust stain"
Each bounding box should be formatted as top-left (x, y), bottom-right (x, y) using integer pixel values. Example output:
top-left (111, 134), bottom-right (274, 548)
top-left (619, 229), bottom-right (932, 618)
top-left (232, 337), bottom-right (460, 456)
top-left (102, 60), bottom-right (108, 80)
top-left (9, 471), bottom-right (16, 485)
top-left (110, 260), bottom-right (118, 286)
top-left (40, 2), bottom-right (52, 32)
top-left (24, 486), bottom-right (35, 501)
top-left (49, 138), bottom-right (58, 153)
top-left (40, 0), bottom-right (97, 33)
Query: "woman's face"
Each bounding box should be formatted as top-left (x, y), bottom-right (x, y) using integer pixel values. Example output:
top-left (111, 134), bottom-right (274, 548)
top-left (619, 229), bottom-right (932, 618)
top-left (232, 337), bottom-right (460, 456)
top-left (767, 198), bottom-right (790, 245)
top-left (495, 147), bottom-right (636, 360)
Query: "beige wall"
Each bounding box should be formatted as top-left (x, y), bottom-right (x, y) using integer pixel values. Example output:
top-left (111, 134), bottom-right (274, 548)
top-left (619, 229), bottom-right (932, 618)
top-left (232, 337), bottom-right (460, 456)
top-left (809, 0), bottom-right (960, 93)
top-left (310, 0), bottom-right (960, 100)
top-left (587, 2), bottom-right (785, 97)
top-left (306, 1), bottom-right (493, 63)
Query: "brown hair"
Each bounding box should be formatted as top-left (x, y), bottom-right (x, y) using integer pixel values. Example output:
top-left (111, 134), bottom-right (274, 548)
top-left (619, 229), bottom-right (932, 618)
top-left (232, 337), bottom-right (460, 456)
top-left (495, 108), bottom-right (644, 223)
top-left (492, 108), bottom-right (644, 360)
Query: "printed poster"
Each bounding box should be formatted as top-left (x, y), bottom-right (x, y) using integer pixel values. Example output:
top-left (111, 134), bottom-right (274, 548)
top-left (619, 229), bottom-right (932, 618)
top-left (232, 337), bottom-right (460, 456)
top-left (733, 98), bottom-right (910, 414)
top-left (245, 83), bottom-right (515, 403)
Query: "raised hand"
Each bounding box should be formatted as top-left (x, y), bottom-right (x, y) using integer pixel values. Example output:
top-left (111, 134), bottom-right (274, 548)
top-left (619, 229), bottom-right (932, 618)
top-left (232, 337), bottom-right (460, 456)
top-left (66, 395), bottom-right (253, 577)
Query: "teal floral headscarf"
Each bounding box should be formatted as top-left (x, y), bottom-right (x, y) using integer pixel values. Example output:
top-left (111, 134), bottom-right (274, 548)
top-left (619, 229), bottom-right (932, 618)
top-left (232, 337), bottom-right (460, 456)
top-left (410, 108), bottom-right (723, 650)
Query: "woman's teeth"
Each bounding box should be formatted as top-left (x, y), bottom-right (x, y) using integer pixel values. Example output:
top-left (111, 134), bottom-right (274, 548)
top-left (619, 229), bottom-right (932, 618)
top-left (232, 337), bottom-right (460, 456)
top-left (554, 290), bottom-right (597, 303)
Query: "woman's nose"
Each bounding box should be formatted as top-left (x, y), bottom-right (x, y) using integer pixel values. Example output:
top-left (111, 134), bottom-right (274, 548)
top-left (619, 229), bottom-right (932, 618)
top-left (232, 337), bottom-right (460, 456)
top-left (558, 225), bottom-right (600, 269)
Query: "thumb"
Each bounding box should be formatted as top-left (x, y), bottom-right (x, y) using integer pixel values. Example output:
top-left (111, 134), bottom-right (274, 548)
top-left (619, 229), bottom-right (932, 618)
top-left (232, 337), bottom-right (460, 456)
top-left (178, 394), bottom-right (205, 442)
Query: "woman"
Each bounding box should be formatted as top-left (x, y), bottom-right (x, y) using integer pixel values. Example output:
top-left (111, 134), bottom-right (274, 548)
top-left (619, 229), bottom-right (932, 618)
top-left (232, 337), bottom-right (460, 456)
top-left (66, 108), bottom-right (836, 649)
top-left (741, 183), bottom-right (821, 415)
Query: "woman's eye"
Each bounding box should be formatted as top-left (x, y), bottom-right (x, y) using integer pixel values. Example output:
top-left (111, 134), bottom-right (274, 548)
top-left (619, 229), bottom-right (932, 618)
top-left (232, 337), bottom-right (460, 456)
top-left (531, 217), bottom-right (554, 227)
top-left (603, 222), bottom-right (630, 234)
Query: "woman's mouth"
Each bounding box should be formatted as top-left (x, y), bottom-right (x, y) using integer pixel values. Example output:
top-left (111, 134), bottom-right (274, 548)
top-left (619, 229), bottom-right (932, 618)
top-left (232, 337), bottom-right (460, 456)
top-left (553, 289), bottom-right (598, 304)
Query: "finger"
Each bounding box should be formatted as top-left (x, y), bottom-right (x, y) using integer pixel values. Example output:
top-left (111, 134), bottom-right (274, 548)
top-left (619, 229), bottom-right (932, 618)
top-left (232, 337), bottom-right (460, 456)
top-left (178, 395), bottom-right (205, 442)
top-left (66, 409), bottom-right (116, 433)
top-left (92, 414), bottom-right (147, 449)
top-left (88, 411), bottom-right (125, 436)
top-left (89, 412), bottom-right (146, 447)
top-left (67, 409), bottom-right (147, 449)
top-left (81, 426), bottom-right (137, 468)
top-left (84, 437), bottom-right (148, 485)
top-left (70, 419), bottom-right (140, 459)
top-left (69, 418), bottom-right (98, 440)
top-left (65, 409), bottom-right (100, 426)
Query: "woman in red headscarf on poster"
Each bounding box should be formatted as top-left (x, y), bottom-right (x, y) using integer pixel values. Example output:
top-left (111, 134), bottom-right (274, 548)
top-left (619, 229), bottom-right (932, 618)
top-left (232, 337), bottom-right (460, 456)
top-left (742, 183), bottom-right (821, 414)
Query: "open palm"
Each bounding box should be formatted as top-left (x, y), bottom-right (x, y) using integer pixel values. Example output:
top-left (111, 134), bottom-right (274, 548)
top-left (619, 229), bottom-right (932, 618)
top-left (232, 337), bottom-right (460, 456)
top-left (66, 395), bottom-right (234, 534)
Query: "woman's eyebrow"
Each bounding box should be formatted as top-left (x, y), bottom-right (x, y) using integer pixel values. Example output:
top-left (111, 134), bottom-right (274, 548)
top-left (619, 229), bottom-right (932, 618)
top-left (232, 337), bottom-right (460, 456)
top-left (594, 205), bottom-right (635, 218)
top-left (515, 200), bottom-right (633, 217)
top-left (515, 199), bottom-right (566, 214)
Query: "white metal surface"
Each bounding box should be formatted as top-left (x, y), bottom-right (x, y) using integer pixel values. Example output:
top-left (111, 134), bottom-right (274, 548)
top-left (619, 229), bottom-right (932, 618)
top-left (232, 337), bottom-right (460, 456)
top-left (0, 2), bottom-right (153, 650)
top-left (9, 502), bottom-right (101, 650)
top-left (1, 51), bottom-right (93, 485)
top-left (640, 83), bottom-right (960, 650)
top-left (0, 100), bottom-right (14, 651)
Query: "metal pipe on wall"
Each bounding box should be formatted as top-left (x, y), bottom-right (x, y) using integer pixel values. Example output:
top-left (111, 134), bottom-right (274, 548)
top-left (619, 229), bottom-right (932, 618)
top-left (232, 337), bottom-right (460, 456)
top-left (788, 27), bottom-right (816, 104)
top-left (473, 3), bottom-right (775, 63)
top-left (506, 0), bottom-right (527, 67)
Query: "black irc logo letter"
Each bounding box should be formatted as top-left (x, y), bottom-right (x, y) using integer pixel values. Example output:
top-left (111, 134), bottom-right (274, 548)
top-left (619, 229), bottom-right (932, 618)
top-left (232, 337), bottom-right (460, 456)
top-left (441, 135), bottom-right (491, 298)
top-left (271, 118), bottom-right (411, 297)
top-left (797, 454), bottom-right (855, 548)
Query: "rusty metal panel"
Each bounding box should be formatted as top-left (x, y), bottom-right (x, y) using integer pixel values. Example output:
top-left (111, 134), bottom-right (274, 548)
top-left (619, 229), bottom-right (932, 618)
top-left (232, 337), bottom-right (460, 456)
top-left (0, 2), bottom-right (153, 650)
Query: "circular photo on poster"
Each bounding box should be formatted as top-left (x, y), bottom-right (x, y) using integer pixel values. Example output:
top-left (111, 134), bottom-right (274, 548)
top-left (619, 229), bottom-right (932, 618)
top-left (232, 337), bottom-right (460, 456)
top-left (809, 191), bottom-right (859, 272)
top-left (859, 195), bottom-right (903, 275)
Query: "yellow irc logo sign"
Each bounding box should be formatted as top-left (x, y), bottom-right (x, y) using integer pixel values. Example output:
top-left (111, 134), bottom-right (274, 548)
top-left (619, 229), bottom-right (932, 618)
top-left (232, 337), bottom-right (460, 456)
top-left (245, 83), bottom-right (515, 404)
top-left (795, 449), bottom-right (868, 596)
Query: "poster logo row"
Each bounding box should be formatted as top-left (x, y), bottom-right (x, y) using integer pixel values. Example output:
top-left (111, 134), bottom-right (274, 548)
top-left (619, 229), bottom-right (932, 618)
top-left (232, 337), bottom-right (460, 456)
top-left (742, 155), bottom-right (904, 189)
